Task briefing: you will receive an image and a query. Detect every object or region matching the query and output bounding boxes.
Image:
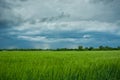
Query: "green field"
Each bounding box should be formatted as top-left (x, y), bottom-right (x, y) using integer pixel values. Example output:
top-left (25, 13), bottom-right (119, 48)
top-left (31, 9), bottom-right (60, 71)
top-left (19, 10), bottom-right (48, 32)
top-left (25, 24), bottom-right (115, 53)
top-left (0, 51), bottom-right (120, 80)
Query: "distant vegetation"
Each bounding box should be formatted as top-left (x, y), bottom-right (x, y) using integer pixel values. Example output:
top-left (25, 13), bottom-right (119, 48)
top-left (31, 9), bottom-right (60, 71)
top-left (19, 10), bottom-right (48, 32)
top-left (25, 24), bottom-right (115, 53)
top-left (0, 46), bottom-right (120, 51)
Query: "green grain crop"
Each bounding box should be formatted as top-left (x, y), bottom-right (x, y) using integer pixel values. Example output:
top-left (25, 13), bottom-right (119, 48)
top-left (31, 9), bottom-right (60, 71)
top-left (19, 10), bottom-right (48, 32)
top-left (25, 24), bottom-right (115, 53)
top-left (0, 51), bottom-right (120, 80)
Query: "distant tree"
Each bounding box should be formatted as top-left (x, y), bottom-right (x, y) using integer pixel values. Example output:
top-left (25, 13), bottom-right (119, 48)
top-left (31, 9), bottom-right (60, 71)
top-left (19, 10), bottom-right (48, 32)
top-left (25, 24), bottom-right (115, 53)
top-left (104, 46), bottom-right (112, 50)
top-left (117, 46), bottom-right (120, 50)
top-left (99, 46), bottom-right (104, 50)
top-left (78, 46), bottom-right (83, 50)
top-left (98, 45), bottom-right (115, 50)
top-left (88, 47), bottom-right (94, 51)
top-left (84, 47), bottom-right (89, 50)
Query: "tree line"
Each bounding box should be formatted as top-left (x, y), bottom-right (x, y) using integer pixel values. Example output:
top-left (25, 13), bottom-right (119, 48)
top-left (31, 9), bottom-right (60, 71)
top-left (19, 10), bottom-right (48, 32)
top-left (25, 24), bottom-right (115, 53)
top-left (0, 46), bottom-right (120, 51)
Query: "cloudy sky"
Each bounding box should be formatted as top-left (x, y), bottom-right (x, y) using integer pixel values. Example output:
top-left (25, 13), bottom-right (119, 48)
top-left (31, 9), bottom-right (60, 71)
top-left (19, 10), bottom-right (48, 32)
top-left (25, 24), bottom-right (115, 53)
top-left (0, 0), bottom-right (120, 49)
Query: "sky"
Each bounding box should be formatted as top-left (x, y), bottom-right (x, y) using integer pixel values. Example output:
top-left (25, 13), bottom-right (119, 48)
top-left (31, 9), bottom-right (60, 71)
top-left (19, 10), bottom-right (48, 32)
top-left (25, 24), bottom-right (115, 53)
top-left (0, 0), bottom-right (120, 49)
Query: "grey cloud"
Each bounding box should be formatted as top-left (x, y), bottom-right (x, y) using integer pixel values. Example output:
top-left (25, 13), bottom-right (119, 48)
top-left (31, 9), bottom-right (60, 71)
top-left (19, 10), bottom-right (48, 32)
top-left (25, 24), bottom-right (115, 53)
top-left (27, 12), bottom-right (70, 24)
top-left (89, 0), bottom-right (120, 22)
top-left (0, 0), bottom-right (23, 29)
top-left (1, 0), bottom-right (120, 31)
top-left (39, 12), bottom-right (70, 23)
top-left (0, 0), bottom-right (120, 48)
top-left (0, 0), bottom-right (12, 9)
top-left (19, 0), bottom-right (28, 2)
top-left (0, 0), bottom-right (24, 9)
top-left (40, 12), bottom-right (70, 22)
top-left (90, 0), bottom-right (114, 4)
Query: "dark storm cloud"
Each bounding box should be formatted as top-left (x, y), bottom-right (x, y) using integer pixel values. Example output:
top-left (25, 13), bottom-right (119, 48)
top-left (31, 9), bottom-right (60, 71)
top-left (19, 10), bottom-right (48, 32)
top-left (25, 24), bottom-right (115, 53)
top-left (40, 12), bottom-right (70, 22)
top-left (91, 0), bottom-right (114, 3)
top-left (0, 0), bottom-right (11, 9)
top-left (20, 0), bottom-right (28, 2)
top-left (0, 0), bottom-right (25, 29)
top-left (28, 12), bottom-right (70, 24)
top-left (0, 0), bottom-right (12, 28)
top-left (90, 0), bottom-right (120, 22)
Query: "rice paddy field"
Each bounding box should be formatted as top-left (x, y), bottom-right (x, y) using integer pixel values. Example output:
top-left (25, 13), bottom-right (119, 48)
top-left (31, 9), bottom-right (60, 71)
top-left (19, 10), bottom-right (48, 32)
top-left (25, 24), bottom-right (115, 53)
top-left (0, 51), bottom-right (120, 80)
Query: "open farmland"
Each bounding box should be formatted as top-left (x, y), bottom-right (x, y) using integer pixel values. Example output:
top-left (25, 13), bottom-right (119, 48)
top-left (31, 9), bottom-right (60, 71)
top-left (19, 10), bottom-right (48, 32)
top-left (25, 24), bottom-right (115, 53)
top-left (0, 51), bottom-right (120, 80)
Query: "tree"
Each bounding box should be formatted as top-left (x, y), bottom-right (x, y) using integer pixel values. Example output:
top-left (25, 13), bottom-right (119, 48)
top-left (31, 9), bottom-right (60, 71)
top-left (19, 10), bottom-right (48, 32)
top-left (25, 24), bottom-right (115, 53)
top-left (88, 47), bottom-right (94, 51)
top-left (99, 45), bottom-right (104, 50)
top-left (104, 46), bottom-right (112, 50)
top-left (117, 46), bottom-right (120, 50)
top-left (85, 47), bottom-right (89, 50)
top-left (78, 46), bottom-right (83, 50)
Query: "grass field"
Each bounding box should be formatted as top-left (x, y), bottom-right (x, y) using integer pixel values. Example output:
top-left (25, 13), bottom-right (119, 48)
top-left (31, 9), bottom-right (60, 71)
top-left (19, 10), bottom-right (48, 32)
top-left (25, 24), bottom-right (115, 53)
top-left (0, 51), bottom-right (120, 80)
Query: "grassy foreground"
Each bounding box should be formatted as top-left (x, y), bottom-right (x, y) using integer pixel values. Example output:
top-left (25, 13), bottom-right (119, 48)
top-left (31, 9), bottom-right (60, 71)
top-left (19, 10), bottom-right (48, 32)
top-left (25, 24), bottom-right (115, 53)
top-left (0, 51), bottom-right (120, 80)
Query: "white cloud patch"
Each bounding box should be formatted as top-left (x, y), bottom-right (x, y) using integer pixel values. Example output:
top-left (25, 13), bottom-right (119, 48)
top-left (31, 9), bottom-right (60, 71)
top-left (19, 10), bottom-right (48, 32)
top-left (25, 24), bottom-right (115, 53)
top-left (83, 34), bottom-right (91, 38)
top-left (17, 35), bottom-right (77, 42)
top-left (17, 36), bottom-right (47, 42)
top-left (13, 20), bottom-right (119, 35)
